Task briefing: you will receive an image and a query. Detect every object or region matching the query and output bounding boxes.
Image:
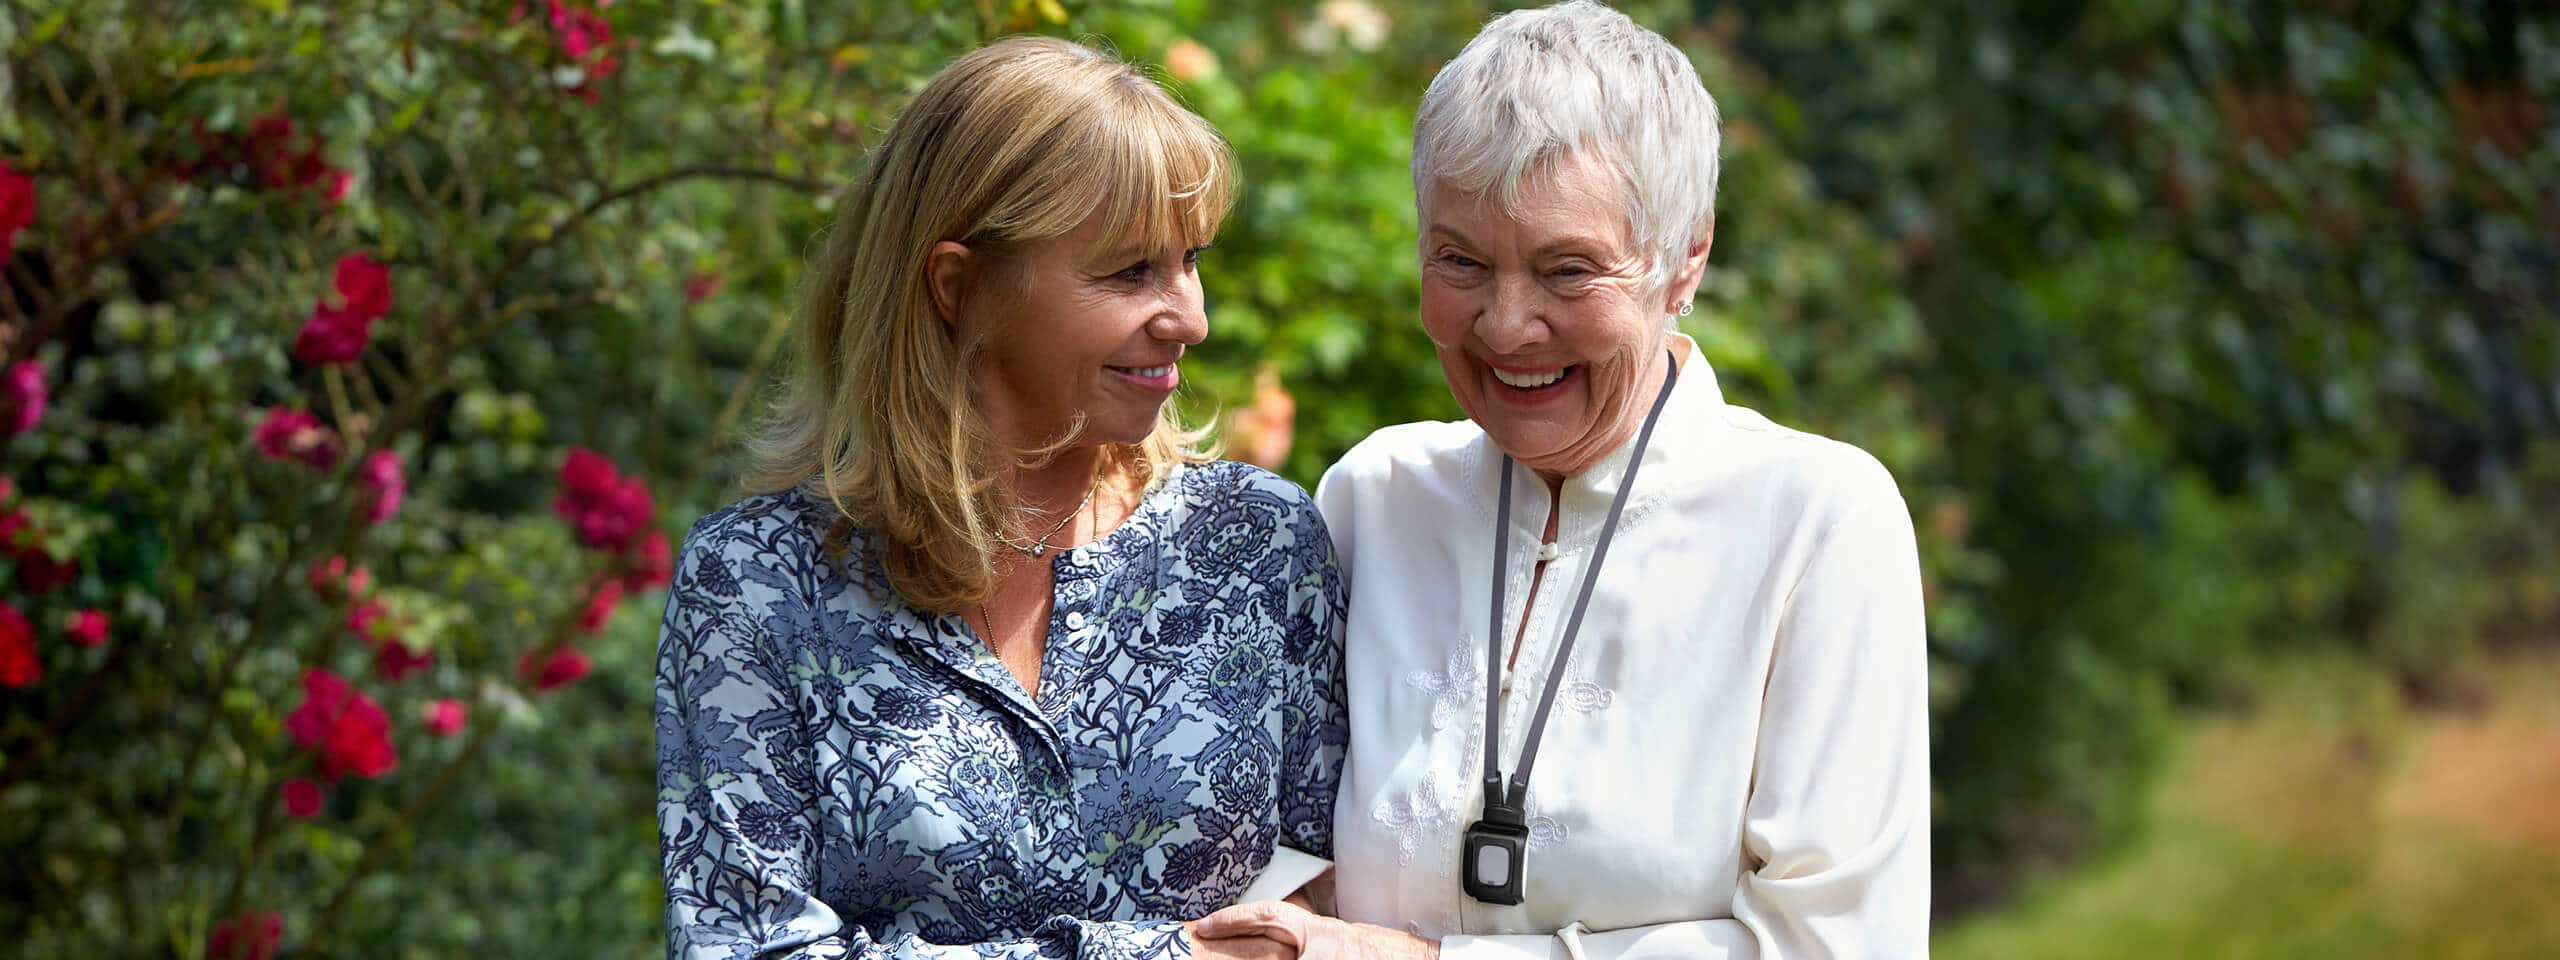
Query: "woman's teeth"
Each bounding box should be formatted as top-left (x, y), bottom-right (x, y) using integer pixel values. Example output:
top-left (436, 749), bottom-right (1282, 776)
top-left (1491, 366), bottom-right (1568, 389)
top-left (1117, 365), bottom-right (1172, 378)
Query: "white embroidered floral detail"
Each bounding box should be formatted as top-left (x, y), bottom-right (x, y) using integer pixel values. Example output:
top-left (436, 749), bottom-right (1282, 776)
top-left (1370, 769), bottom-right (1457, 868)
top-left (1559, 678), bottom-right (1613, 714)
top-left (1405, 640), bottom-right (1484, 731)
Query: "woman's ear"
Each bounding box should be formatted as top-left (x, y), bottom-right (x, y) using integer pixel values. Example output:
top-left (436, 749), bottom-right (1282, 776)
top-left (925, 240), bottom-right (974, 326)
top-left (1662, 221), bottom-right (1714, 314)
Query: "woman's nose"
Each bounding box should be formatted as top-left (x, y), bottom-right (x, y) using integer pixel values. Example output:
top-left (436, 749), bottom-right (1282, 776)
top-left (1476, 273), bottom-right (1546, 353)
top-left (1150, 273), bottom-right (1209, 345)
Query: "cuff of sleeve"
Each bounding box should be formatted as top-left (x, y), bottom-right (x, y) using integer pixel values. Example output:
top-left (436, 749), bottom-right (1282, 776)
top-left (1044, 917), bottom-right (1195, 959)
top-left (1234, 845), bottom-right (1333, 904)
top-left (1441, 934), bottom-right (1560, 960)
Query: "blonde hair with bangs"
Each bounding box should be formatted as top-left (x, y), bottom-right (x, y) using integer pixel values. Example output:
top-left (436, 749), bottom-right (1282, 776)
top-left (744, 35), bottom-right (1234, 613)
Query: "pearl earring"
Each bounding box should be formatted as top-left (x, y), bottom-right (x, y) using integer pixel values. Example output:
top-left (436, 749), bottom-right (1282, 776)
top-left (1675, 300), bottom-right (1695, 317)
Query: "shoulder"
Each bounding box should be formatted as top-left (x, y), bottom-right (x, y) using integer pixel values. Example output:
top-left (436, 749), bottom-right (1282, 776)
top-left (1711, 403), bottom-right (1909, 538)
top-left (1319, 419), bottom-right (1481, 492)
top-left (1169, 458), bottom-right (1319, 514)
top-left (1162, 460), bottom-right (1332, 560)
top-left (672, 488), bottom-right (849, 603)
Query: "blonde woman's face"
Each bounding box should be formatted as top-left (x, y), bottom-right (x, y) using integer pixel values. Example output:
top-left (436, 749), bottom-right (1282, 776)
top-left (970, 212), bottom-right (1209, 450)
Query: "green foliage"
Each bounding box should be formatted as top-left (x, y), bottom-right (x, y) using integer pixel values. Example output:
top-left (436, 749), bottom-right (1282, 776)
top-left (2, 0), bottom-right (2551, 954)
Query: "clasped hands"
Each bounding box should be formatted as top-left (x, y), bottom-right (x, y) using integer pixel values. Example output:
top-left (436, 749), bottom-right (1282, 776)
top-left (1184, 887), bottom-right (1440, 960)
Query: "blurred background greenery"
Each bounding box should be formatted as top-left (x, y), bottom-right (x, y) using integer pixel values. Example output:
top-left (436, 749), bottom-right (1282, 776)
top-left (0, 0), bottom-right (2553, 957)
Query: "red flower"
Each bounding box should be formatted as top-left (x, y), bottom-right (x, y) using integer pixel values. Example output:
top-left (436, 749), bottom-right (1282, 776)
top-left (0, 507), bottom-right (28, 552)
top-left (3, 360), bottom-right (45, 435)
top-left (620, 530), bottom-right (673, 592)
top-left (0, 161), bottom-right (32, 262)
top-left (283, 668), bottom-right (399, 780)
top-left (331, 252), bottom-right (393, 321)
top-left (0, 603), bottom-right (35, 689)
top-left (292, 301), bottom-right (374, 366)
top-left (292, 252), bottom-right (392, 367)
top-left (65, 608), bottom-right (107, 647)
top-left (374, 637), bottom-right (432, 683)
top-left (517, 645), bottom-right (591, 692)
top-left (281, 777), bottom-right (324, 819)
top-left (326, 169), bottom-right (354, 203)
top-left (683, 269), bottom-right (726, 304)
top-left (579, 578), bottom-right (624, 634)
top-left (356, 450), bottom-right (404, 525)
top-left (207, 909), bottom-right (282, 960)
top-left (0, 475), bottom-right (14, 504)
top-left (253, 407), bottom-right (342, 469)
top-left (347, 598), bottom-right (390, 640)
top-left (546, 1), bottom-right (621, 104)
top-left (14, 547), bottom-right (75, 595)
top-left (423, 698), bottom-right (466, 737)
top-left (553, 447), bottom-right (654, 553)
top-left (308, 555), bottom-right (372, 598)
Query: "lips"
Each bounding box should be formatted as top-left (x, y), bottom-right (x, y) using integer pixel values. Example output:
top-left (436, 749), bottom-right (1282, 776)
top-left (1105, 362), bottom-right (1180, 392)
top-left (1490, 365), bottom-right (1571, 389)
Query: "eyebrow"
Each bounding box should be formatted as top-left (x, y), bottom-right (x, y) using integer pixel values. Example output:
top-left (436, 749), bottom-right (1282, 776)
top-left (1425, 224), bottom-right (1477, 248)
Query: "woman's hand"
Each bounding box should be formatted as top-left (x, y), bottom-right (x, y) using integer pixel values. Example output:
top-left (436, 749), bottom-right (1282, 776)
top-left (1183, 924), bottom-right (1298, 960)
top-left (1194, 901), bottom-right (1442, 960)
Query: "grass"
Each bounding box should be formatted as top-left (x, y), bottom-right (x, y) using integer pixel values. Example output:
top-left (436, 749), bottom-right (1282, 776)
top-left (1935, 651), bottom-right (2560, 959)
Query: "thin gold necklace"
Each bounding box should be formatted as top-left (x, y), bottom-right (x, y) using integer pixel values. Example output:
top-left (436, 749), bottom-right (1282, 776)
top-left (997, 478), bottom-right (1099, 557)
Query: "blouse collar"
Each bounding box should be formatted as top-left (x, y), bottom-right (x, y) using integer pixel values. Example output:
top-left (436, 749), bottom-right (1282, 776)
top-left (1470, 334), bottom-right (1725, 550)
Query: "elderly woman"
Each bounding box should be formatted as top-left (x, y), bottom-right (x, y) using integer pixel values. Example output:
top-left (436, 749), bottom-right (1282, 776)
top-left (655, 37), bottom-right (1345, 960)
top-left (1199, 3), bottom-right (1927, 958)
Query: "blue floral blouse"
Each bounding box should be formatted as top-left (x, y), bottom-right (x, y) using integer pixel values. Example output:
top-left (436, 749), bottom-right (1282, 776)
top-left (655, 462), bottom-right (1348, 960)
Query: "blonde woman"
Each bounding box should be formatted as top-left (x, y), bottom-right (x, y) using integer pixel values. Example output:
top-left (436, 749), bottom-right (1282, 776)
top-left (656, 38), bottom-right (1344, 960)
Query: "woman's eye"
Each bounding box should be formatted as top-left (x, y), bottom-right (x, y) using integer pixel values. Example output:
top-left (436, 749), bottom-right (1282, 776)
top-left (1113, 261), bottom-right (1151, 283)
top-left (1552, 265), bottom-right (1589, 278)
top-left (1183, 245), bottom-right (1209, 266)
top-left (1443, 254), bottom-right (1483, 269)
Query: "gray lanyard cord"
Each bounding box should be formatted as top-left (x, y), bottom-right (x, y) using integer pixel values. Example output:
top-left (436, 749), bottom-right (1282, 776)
top-left (1482, 349), bottom-right (1678, 811)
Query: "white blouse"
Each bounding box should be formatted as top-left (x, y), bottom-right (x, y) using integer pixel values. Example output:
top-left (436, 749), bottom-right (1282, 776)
top-left (1317, 339), bottom-right (1930, 959)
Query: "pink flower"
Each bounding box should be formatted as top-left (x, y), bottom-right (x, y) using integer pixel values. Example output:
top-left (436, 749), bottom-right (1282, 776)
top-left (253, 407), bottom-right (342, 469)
top-left (423, 698), bottom-right (466, 737)
top-left (553, 447), bottom-right (653, 553)
top-left (0, 161), bottom-right (32, 262)
top-left (65, 608), bottom-right (107, 647)
top-left (517, 645), bottom-right (591, 693)
top-left (207, 909), bottom-right (283, 960)
top-left (283, 668), bottom-right (399, 780)
top-left (356, 450), bottom-right (404, 525)
top-left (579, 578), bottom-right (623, 634)
top-left (3, 360), bottom-right (45, 435)
top-left (292, 301), bottom-right (374, 365)
top-left (326, 169), bottom-right (353, 203)
top-left (0, 602), bottom-right (36, 689)
top-left (281, 777), bottom-right (324, 819)
top-left (308, 555), bottom-right (372, 598)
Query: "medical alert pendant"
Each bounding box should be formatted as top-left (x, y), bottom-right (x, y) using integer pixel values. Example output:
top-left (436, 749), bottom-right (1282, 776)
top-left (1461, 783), bottom-right (1529, 905)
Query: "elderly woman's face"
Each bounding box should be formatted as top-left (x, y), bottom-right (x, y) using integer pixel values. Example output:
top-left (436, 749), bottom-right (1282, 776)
top-left (960, 213), bottom-right (1208, 449)
top-left (1420, 154), bottom-right (1671, 479)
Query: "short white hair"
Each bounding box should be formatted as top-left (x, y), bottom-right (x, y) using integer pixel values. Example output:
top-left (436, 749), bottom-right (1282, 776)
top-left (1414, 0), bottom-right (1721, 293)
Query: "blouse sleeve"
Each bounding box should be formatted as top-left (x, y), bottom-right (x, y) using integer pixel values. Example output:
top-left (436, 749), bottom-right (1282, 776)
top-left (655, 524), bottom-right (1202, 960)
top-left (1441, 465), bottom-right (1932, 960)
top-left (1276, 497), bottom-right (1351, 862)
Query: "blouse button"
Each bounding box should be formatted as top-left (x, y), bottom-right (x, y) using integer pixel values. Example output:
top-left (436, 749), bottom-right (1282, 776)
top-left (1065, 610), bottom-right (1087, 630)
